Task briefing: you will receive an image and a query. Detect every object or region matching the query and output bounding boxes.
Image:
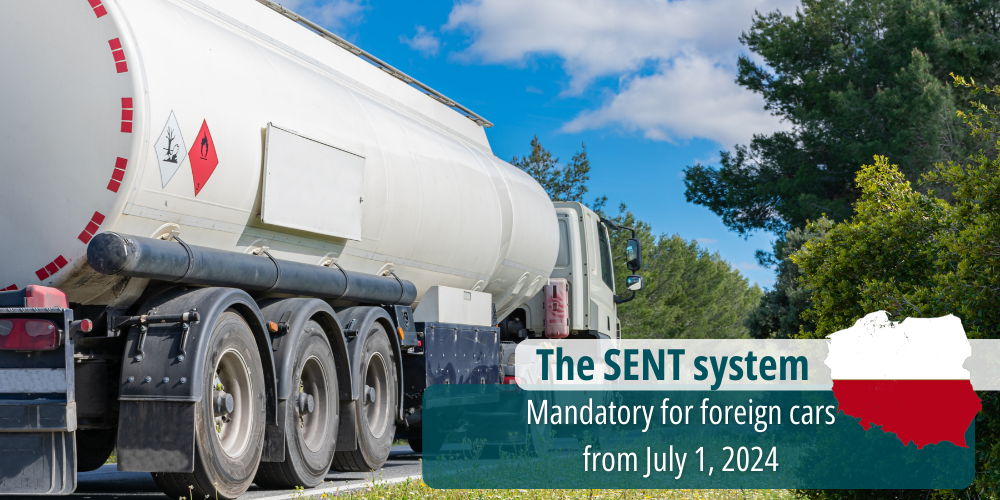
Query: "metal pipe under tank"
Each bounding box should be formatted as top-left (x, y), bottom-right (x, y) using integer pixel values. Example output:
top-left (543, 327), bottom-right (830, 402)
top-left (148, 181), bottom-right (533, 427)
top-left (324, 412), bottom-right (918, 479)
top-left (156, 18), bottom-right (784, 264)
top-left (87, 233), bottom-right (417, 305)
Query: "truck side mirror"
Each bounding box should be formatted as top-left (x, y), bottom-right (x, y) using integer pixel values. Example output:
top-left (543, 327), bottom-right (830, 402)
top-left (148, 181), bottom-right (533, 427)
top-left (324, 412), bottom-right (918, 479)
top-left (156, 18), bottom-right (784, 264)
top-left (625, 238), bottom-right (642, 272)
top-left (626, 275), bottom-right (644, 291)
top-left (615, 275), bottom-right (644, 304)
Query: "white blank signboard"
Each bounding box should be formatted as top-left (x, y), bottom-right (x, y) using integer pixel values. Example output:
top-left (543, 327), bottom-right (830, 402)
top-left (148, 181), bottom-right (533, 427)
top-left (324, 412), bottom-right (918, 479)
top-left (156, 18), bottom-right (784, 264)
top-left (262, 124), bottom-right (365, 241)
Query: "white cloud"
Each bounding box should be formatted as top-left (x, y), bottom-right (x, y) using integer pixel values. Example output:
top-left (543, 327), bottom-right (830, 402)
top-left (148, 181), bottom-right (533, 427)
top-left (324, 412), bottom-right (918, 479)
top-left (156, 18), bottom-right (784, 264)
top-left (444, 0), bottom-right (798, 145)
top-left (694, 153), bottom-right (721, 166)
top-left (400, 26), bottom-right (441, 57)
top-left (737, 261), bottom-right (764, 272)
top-left (281, 0), bottom-right (365, 32)
top-left (696, 238), bottom-right (719, 245)
top-left (563, 54), bottom-right (788, 146)
top-left (526, 85), bottom-right (544, 94)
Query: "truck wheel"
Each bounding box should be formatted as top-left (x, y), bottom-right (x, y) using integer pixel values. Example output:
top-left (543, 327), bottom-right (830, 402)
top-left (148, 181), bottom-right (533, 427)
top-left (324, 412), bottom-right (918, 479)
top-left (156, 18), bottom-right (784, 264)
top-left (331, 324), bottom-right (397, 471)
top-left (76, 429), bottom-right (116, 472)
top-left (407, 436), bottom-right (421, 453)
top-left (256, 321), bottom-right (338, 489)
top-left (153, 311), bottom-right (266, 500)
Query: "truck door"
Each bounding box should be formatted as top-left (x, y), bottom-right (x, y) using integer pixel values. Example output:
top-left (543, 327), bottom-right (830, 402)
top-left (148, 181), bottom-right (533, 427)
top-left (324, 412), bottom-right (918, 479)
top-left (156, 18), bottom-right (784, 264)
top-left (590, 217), bottom-right (618, 338)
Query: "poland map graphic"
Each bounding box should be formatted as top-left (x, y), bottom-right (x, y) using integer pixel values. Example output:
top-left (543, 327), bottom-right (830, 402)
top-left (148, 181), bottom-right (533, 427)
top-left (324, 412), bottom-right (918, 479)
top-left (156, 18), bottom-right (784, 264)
top-left (825, 312), bottom-right (982, 449)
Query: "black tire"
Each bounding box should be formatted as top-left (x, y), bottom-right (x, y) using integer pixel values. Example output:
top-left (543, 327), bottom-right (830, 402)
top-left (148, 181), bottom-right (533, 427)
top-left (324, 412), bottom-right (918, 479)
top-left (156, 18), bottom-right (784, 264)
top-left (75, 429), bottom-right (116, 472)
top-left (407, 436), bottom-right (421, 453)
top-left (331, 323), bottom-right (397, 471)
top-left (153, 311), bottom-right (267, 500)
top-left (256, 321), bottom-right (339, 489)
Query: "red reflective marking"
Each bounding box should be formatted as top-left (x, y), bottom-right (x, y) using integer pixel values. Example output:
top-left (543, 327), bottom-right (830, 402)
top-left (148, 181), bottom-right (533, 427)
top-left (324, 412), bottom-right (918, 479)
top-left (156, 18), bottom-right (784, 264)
top-left (111, 168), bottom-right (125, 181)
top-left (120, 100), bottom-right (132, 131)
top-left (115, 157), bottom-right (128, 170)
top-left (2, 285), bottom-right (16, 291)
top-left (78, 231), bottom-right (93, 244)
top-left (54, 256), bottom-right (68, 269)
top-left (91, 212), bottom-right (106, 225)
top-left (94, 5), bottom-right (107, 17)
top-left (84, 221), bottom-right (99, 235)
top-left (88, 0), bottom-right (100, 6)
top-left (44, 262), bottom-right (58, 275)
top-left (35, 268), bottom-right (49, 280)
top-left (107, 179), bottom-right (121, 192)
top-left (109, 40), bottom-right (128, 73)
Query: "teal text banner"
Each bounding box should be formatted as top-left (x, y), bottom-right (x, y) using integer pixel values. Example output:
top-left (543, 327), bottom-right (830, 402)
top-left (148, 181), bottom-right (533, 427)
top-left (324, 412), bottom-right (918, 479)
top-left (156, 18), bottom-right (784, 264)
top-left (421, 385), bottom-right (974, 489)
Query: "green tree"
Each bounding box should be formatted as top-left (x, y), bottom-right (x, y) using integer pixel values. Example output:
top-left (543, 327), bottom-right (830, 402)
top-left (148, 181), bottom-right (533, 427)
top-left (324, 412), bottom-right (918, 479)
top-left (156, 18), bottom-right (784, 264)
top-left (745, 221), bottom-right (830, 339)
top-left (790, 76), bottom-right (1000, 497)
top-left (794, 156), bottom-right (952, 335)
top-left (691, 0), bottom-right (1000, 349)
top-left (685, 0), bottom-right (1000, 237)
top-left (513, 136), bottom-right (763, 339)
top-left (512, 136), bottom-right (592, 203)
top-left (603, 205), bottom-right (763, 339)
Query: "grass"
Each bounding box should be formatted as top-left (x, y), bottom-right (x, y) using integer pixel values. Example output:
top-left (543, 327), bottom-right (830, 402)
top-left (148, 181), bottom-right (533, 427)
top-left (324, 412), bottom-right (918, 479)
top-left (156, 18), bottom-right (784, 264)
top-left (294, 477), bottom-right (796, 500)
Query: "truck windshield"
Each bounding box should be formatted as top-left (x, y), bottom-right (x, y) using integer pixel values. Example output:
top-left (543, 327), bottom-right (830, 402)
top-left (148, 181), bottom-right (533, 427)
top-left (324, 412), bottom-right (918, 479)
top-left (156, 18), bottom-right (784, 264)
top-left (598, 225), bottom-right (615, 291)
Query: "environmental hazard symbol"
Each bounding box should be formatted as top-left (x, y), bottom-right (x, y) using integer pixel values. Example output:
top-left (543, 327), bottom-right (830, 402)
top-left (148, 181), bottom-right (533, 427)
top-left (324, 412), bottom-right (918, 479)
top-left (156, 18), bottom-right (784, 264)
top-left (189, 119), bottom-right (219, 196)
top-left (154, 111), bottom-right (186, 187)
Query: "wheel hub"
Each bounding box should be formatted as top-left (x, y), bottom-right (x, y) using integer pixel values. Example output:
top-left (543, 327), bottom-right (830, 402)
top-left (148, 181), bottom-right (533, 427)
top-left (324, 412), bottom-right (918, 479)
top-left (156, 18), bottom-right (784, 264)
top-left (212, 348), bottom-right (254, 458)
top-left (297, 391), bottom-right (315, 415)
top-left (215, 392), bottom-right (235, 415)
top-left (363, 351), bottom-right (390, 438)
top-left (298, 355), bottom-right (330, 452)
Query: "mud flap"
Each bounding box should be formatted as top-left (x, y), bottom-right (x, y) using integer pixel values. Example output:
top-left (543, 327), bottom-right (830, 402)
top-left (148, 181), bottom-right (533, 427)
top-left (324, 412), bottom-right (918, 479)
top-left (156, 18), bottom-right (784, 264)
top-left (0, 431), bottom-right (76, 495)
top-left (336, 401), bottom-right (358, 452)
top-left (117, 401), bottom-right (195, 472)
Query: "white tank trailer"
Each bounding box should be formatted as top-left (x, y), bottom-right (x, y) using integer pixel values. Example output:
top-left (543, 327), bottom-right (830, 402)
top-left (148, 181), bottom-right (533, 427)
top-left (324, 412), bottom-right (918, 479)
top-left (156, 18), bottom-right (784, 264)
top-left (0, 0), bottom-right (643, 498)
top-left (0, 0), bottom-right (558, 316)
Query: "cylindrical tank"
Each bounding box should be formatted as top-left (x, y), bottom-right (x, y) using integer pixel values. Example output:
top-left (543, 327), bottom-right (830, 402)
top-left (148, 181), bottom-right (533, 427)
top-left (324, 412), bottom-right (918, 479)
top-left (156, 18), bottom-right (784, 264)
top-left (0, 0), bottom-right (558, 318)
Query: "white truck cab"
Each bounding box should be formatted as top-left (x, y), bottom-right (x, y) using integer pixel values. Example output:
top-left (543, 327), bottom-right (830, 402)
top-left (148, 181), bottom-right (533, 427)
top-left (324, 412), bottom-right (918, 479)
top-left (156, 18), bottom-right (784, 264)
top-left (502, 202), bottom-right (644, 341)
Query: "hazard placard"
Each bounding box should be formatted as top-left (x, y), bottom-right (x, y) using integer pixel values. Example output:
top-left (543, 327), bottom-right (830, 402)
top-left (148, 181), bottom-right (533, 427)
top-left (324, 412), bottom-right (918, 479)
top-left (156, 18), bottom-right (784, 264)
top-left (154, 111), bottom-right (186, 187)
top-left (189, 120), bottom-right (218, 196)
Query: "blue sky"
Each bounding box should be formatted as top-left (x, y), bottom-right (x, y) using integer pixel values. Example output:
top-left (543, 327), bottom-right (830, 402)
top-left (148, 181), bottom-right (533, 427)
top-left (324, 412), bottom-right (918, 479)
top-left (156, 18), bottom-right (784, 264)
top-left (282, 0), bottom-right (802, 288)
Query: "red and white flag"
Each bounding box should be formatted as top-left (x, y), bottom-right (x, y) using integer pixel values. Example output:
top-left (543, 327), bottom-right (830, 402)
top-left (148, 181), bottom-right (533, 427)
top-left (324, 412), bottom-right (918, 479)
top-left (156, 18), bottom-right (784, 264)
top-left (826, 312), bottom-right (981, 449)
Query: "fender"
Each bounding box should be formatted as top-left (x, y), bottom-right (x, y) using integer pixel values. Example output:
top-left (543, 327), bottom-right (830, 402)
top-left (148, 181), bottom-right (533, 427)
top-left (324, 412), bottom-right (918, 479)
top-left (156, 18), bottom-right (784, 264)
top-left (332, 306), bottom-right (404, 452)
top-left (257, 298), bottom-right (350, 462)
top-left (116, 287), bottom-right (277, 472)
top-left (337, 306), bottom-right (404, 414)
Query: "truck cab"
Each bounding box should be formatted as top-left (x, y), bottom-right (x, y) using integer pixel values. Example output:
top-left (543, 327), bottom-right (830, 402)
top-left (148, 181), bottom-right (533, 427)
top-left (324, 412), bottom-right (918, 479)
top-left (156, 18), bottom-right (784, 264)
top-left (501, 201), bottom-right (643, 341)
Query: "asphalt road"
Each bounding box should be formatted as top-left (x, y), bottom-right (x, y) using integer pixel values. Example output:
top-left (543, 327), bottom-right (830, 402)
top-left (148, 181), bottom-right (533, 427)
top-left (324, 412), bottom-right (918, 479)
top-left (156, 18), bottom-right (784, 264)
top-left (34, 446), bottom-right (421, 500)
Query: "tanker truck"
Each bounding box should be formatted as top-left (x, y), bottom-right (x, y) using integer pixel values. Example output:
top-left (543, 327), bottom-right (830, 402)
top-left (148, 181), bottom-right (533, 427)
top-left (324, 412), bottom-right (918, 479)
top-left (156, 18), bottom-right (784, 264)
top-left (0, 0), bottom-right (644, 498)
